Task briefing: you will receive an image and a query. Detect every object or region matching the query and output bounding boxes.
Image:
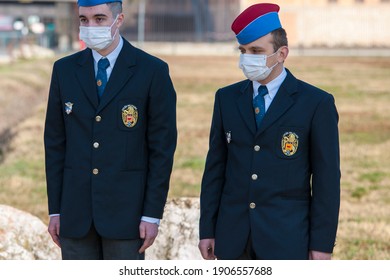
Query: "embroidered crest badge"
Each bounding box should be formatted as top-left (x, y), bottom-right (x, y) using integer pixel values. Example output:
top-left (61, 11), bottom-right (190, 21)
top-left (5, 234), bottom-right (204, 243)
top-left (64, 102), bottom-right (73, 115)
top-left (281, 132), bottom-right (299, 156)
top-left (121, 104), bottom-right (138, 128)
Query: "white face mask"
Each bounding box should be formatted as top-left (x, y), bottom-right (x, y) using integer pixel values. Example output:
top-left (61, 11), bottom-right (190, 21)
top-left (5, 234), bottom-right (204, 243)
top-left (239, 51), bottom-right (279, 81)
top-left (79, 16), bottom-right (118, 51)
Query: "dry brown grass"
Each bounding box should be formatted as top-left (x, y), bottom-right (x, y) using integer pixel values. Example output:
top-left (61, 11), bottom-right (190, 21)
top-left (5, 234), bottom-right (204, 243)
top-left (0, 54), bottom-right (389, 259)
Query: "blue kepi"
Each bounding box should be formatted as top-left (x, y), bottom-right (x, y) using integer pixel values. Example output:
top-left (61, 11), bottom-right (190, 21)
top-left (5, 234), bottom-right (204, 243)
top-left (78, 0), bottom-right (122, 6)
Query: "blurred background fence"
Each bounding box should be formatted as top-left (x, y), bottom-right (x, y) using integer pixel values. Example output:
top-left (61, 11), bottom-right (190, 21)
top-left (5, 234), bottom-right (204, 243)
top-left (1, 0), bottom-right (390, 59)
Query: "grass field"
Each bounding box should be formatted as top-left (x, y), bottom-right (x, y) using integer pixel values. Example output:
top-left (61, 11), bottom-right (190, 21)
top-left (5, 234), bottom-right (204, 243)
top-left (0, 54), bottom-right (389, 259)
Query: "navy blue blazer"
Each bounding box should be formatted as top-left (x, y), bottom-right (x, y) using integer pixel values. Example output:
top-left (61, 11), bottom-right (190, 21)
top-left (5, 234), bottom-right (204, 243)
top-left (200, 69), bottom-right (340, 259)
top-left (44, 38), bottom-right (177, 239)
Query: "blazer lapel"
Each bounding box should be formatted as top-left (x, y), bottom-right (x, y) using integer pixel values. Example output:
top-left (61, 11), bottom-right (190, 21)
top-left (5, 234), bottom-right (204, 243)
top-left (97, 40), bottom-right (136, 113)
top-left (236, 80), bottom-right (257, 136)
top-left (256, 70), bottom-right (297, 136)
top-left (76, 49), bottom-right (99, 109)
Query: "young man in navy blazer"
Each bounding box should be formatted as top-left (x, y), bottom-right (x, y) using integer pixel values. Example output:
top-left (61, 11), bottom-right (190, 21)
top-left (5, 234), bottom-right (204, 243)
top-left (44, 0), bottom-right (177, 259)
top-left (199, 3), bottom-right (340, 260)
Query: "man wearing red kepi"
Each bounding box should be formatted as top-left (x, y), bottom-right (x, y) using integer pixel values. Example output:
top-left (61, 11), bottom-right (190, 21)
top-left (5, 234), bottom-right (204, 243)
top-left (199, 3), bottom-right (340, 260)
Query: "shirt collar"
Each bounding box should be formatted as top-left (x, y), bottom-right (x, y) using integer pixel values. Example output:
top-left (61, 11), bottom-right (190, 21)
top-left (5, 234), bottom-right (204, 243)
top-left (253, 67), bottom-right (287, 99)
top-left (92, 36), bottom-right (123, 67)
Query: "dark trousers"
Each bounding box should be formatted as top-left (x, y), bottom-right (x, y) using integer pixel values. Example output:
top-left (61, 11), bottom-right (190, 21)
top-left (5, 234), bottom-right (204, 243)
top-left (237, 233), bottom-right (257, 260)
top-left (60, 224), bottom-right (145, 260)
top-left (217, 233), bottom-right (258, 260)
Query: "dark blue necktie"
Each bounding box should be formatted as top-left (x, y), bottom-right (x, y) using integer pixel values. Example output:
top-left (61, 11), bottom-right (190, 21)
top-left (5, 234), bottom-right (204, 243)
top-left (253, 85), bottom-right (268, 129)
top-left (96, 57), bottom-right (110, 98)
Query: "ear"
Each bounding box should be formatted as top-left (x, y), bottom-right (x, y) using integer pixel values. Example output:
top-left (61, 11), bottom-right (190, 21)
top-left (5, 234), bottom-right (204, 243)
top-left (117, 13), bottom-right (125, 28)
top-left (278, 46), bottom-right (289, 63)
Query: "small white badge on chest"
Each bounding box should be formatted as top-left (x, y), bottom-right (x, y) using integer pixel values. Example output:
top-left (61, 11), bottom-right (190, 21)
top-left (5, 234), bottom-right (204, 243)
top-left (64, 102), bottom-right (73, 115)
top-left (225, 131), bottom-right (232, 144)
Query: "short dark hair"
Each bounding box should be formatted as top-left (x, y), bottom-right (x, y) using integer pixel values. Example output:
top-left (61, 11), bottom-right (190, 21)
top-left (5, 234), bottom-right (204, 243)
top-left (107, 2), bottom-right (122, 17)
top-left (271, 28), bottom-right (288, 51)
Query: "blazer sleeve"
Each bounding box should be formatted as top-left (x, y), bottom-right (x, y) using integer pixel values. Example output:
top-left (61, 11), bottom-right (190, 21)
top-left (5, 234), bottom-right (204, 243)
top-left (44, 62), bottom-right (66, 215)
top-left (199, 90), bottom-right (227, 239)
top-left (309, 94), bottom-right (341, 253)
top-left (143, 62), bottom-right (177, 219)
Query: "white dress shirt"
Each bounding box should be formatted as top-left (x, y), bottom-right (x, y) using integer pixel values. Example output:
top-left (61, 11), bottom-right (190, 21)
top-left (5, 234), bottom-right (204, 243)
top-left (92, 36), bottom-right (123, 81)
top-left (252, 67), bottom-right (287, 113)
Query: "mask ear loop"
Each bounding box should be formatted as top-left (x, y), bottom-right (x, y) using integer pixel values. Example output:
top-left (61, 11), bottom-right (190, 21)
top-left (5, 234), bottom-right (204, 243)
top-left (110, 15), bottom-right (120, 40)
top-left (267, 48), bottom-right (282, 70)
top-left (267, 48), bottom-right (281, 58)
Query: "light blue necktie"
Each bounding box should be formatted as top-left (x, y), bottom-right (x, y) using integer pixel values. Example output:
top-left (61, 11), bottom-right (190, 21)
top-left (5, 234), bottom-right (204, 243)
top-left (253, 85), bottom-right (268, 129)
top-left (96, 57), bottom-right (110, 98)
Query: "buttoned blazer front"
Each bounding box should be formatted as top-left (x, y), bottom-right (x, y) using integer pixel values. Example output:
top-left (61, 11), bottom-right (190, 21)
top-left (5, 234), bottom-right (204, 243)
top-left (200, 69), bottom-right (340, 259)
top-left (44, 38), bottom-right (177, 239)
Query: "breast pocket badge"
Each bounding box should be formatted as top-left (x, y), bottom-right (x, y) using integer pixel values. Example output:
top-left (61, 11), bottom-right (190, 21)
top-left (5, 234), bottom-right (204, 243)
top-left (122, 104), bottom-right (138, 128)
top-left (281, 132), bottom-right (299, 156)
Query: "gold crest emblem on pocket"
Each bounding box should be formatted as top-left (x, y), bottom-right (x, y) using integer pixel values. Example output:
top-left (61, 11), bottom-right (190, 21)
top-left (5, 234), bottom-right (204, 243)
top-left (122, 105), bottom-right (138, 128)
top-left (281, 132), bottom-right (299, 156)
